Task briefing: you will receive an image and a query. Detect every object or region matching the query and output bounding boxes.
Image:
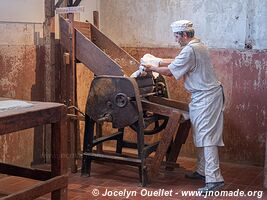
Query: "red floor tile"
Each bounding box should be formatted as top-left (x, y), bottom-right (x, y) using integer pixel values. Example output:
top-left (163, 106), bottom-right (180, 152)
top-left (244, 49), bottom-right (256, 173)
top-left (0, 157), bottom-right (267, 199)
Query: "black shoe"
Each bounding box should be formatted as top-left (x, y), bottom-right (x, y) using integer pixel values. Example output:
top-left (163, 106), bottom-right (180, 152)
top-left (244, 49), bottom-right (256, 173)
top-left (185, 171), bottom-right (205, 181)
top-left (198, 181), bottom-right (225, 195)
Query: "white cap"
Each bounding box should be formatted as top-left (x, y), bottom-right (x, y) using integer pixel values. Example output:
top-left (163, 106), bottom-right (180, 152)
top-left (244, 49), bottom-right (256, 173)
top-left (170, 20), bottom-right (193, 32)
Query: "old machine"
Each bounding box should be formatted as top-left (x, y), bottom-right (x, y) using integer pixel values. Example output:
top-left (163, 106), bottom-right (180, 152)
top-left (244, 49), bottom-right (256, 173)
top-left (59, 16), bottom-right (191, 186)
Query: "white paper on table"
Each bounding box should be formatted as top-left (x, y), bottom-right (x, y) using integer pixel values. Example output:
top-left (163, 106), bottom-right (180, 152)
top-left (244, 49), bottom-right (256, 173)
top-left (0, 100), bottom-right (33, 112)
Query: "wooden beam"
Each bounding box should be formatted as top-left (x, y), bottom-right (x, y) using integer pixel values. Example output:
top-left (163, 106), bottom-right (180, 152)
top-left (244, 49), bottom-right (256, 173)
top-left (75, 29), bottom-right (124, 76)
top-left (0, 163), bottom-right (51, 181)
top-left (149, 111), bottom-right (181, 179)
top-left (93, 11), bottom-right (99, 28)
top-left (1, 175), bottom-right (67, 200)
top-left (90, 24), bottom-right (139, 76)
top-left (0, 103), bottom-right (63, 135)
top-left (73, 0), bottom-right (82, 6)
top-left (59, 16), bottom-right (70, 50)
top-left (55, 0), bottom-right (64, 8)
top-left (67, 0), bottom-right (73, 6)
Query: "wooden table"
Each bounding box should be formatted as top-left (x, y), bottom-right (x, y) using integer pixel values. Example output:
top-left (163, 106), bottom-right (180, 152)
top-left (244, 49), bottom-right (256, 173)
top-left (0, 99), bottom-right (68, 200)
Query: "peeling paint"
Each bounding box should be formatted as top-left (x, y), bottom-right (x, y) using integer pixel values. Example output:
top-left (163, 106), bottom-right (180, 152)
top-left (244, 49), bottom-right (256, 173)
top-left (0, 44), bottom-right (38, 166)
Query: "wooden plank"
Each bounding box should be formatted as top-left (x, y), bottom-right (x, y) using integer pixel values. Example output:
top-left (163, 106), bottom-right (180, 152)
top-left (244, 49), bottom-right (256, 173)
top-left (140, 99), bottom-right (190, 178)
top-left (51, 109), bottom-right (68, 199)
top-left (51, 106), bottom-right (68, 176)
top-left (75, 29), bottom-right (124, 76)
top-left (59, 17), bottom-right (70, 51)
top-left (55, 0), bottom-right (64, 8)
top-left (0, 163), bottom-right (51, 181)
top-left (0, 99), bottom-right (68, 200)
top-left (141, 99), bottom-right (188, 116)
top-left (166, 120), bottom-right (191, 165)
top-left (0, 102), bottom-right (64, 135)
top-left (73, 0), bottom-right (82, 6)
top-left (61, 18), bottom-right (137, 76)
top-left (148, 96), bottom-right (189, 111)
top-left (149, 111), bottom-right (181, 178)
top-left (70, 16), bottom-right (80, 173)
top-left (90, 24), bottom-right (139, 76)
top-left (83, 152), bottom-right (141, 166)
top-left (1, 175), bottom-right (68, 200)
top-left (93, 11), bottom-right (99, 28)
top-left (74, 21), bottom-right (91, 39)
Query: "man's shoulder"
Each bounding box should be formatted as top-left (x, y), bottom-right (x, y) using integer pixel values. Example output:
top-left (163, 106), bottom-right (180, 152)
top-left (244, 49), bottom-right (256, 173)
top-left (182, 44), bottom-right (195, 54)
top-left (188, 42), bottom-right (208, 52)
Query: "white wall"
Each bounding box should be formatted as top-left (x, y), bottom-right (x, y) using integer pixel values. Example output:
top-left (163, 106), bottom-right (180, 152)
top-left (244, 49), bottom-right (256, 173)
top-left (0, 0), bottom-right (44, 23)
top-left (0, 0), bottom-right (44, 45)
top-left (79, 0), bottom-right (100, 23)
top-left (251, 0), bottom-right (267, 49)
top-left (99, 0), bottom-right (267, 49)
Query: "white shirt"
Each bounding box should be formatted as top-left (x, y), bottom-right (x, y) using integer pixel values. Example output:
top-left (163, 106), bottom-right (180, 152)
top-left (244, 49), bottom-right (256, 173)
top-left (168, 38), bottom-right (224, 147)
top-left (168, 38), bottom-right (221, 95)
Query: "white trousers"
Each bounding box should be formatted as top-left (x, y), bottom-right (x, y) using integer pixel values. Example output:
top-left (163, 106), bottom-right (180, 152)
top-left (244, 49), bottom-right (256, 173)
top-left (196, 146), bottom-right (224, 183)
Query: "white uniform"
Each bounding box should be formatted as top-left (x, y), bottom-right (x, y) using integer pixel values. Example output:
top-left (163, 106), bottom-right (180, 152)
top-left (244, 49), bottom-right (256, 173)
top-left (168, 38), bottom-right (224, 147)
top-left (168, 38), bottom-right (224, 183)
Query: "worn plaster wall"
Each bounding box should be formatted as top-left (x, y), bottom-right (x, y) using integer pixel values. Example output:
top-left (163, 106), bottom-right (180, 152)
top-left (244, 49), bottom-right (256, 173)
top-left (0, 0), bottom-right (100, 167)
top-left (79, 0), bottom-right (100, 22)
top-left (100, 0), bottom-right (267, 50)
top-left (0, 23), bottom-right (45, 166)
top-left (0, 1), bottom-right (44, 166)
top-left (98, 0), bottom-right (267, 165)
top-left (0, 0), bottom-right (44, 23)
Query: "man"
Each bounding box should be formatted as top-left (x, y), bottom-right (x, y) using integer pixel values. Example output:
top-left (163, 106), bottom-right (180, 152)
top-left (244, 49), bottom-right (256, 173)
top-left (142, 20), bottom-right (225, 193)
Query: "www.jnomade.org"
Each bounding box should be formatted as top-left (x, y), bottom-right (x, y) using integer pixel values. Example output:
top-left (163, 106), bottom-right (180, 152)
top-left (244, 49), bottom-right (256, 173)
top-left (99, 188), bottom-right (263, 199)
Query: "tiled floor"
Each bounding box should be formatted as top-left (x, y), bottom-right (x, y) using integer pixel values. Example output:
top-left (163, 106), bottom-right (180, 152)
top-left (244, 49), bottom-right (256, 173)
top-left (0, 157), bottom-right (266, 199)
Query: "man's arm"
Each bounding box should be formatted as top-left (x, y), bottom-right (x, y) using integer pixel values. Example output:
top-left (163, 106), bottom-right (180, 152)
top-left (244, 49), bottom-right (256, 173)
top-left (159, 59), bottom-right (174, 67)
top-left (144, 64), bottom-right (173, 76)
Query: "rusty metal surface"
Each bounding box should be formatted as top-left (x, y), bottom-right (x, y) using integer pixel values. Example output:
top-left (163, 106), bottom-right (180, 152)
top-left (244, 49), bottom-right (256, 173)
top-left (86, 76), bottom-right (140, 128)
top-left (134, 75), bottom-right (154, 95)
top-left (82, 74), bottom-right (190, 185)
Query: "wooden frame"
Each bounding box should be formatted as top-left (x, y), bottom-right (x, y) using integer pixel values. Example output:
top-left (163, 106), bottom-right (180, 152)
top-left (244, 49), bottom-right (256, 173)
top-left (0, 98), bottom-right (68, 200)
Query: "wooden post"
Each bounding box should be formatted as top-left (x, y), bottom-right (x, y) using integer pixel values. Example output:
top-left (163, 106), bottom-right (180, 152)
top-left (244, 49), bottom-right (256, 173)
top-left (68, 12), bottom-right (79, 173)
top-left (56, 1), bottom-right (85, 173)
top-left (93, 11), bottom-right (99, 28)
top-left (93, 10), bottom-right (103, 153)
